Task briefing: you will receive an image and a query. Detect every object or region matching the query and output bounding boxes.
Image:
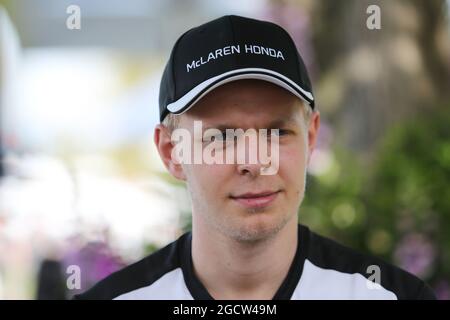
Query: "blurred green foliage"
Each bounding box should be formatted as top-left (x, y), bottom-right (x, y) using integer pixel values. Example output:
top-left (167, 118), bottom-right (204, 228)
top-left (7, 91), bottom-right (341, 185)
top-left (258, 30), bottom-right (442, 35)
top-left (302, 107), bottom-right (450, 285)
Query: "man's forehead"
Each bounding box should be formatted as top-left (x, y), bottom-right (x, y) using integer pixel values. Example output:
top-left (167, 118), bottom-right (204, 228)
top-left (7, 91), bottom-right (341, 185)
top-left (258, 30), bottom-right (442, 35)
top-left (205, 114), bottom-right (300, 129)
top-left (180, 107), bottom-right (304, 130)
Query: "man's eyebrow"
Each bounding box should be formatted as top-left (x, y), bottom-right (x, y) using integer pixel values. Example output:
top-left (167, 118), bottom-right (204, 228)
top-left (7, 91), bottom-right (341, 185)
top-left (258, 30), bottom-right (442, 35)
top-left (203, 118), bottom-right (297, 131)
top-left (266, 117), bottom-right (298, 128)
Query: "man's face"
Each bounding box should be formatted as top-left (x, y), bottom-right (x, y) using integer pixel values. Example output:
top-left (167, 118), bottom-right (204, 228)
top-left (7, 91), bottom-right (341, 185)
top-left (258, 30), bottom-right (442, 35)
top-left (157, 80), bottom-right (319, 242)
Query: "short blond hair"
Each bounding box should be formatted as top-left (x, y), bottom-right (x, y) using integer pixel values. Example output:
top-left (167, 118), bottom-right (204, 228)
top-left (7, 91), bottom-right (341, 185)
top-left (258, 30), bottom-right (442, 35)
top-left (162, 113), bottom-right (181, 133)
top-left (300, 100), bottom-right (313, 126)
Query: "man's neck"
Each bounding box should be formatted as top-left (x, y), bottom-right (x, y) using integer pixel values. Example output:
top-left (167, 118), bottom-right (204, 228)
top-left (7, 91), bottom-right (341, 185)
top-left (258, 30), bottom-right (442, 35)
top-left (191, 218), bottom-right (299, 300)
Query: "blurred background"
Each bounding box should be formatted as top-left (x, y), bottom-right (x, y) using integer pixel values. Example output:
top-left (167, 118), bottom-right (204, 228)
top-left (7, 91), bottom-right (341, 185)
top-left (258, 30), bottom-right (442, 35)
top-left (0, 0), bottom-right (449, 299)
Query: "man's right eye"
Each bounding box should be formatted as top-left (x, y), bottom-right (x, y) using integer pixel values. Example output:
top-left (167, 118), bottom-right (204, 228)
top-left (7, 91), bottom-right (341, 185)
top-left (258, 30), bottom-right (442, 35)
top-left (211, 132), bottom-right (235, 142)
top-left (202, 133), bottom-right (222, 143)
top-left (211, 133), bottom-right (225, 141)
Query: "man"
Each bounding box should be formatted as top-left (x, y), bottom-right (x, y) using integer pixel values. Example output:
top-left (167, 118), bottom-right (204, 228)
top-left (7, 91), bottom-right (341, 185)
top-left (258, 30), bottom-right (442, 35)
top-left (74, 15), bottom-right (435, 300)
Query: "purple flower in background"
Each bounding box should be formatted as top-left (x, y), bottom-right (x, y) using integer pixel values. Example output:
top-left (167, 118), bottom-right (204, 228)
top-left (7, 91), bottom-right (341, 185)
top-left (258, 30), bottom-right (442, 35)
top-left (63, 238), bottom-right (127, 297)
top-left (394, 233), bottom-right (435, 279)
top-left (314, 121), bottom-right (333, 151)
top-left (433, 280), bottom-right (450, 300)
top-left (260, 2), bottom-right (315, 76)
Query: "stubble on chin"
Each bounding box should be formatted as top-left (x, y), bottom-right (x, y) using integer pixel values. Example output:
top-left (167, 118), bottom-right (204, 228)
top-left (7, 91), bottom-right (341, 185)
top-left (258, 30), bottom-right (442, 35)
top-left (212, 208), bottom-right (296, 244)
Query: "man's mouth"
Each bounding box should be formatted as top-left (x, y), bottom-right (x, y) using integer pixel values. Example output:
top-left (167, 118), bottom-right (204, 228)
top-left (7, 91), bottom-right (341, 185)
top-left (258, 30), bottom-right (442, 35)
top-left (229, 190), bottom-right (281, 209)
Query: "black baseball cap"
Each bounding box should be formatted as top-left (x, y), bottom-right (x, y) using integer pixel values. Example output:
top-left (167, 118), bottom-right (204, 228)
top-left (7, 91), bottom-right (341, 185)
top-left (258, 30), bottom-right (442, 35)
top-left (159, 15), bottom-right (315, 122)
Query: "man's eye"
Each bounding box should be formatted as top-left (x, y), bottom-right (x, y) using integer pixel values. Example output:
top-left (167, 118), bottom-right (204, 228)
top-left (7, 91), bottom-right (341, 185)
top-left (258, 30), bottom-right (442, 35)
top-left (207, 132), bottom-right (234, 142)
top-left (271, 129), bottom-right (290, 137)
top-left (211, 133), bottom-right (226, 141)
top-left (211, 132), bottom-right (226, 141)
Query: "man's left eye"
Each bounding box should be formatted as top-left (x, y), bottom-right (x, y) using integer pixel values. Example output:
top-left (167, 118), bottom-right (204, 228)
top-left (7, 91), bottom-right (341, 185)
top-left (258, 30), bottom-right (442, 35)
top-left (271, 129), bottom-right (290, 136)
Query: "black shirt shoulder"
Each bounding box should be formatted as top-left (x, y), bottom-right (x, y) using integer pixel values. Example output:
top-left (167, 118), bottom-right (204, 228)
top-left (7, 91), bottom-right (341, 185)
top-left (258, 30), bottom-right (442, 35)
top-left (300, 224), bottom-right (436, 300)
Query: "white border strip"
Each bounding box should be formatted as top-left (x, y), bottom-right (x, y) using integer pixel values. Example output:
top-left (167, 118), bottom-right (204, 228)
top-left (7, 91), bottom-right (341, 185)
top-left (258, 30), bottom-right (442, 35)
top-left (166, 67), bottom-right (314, 114)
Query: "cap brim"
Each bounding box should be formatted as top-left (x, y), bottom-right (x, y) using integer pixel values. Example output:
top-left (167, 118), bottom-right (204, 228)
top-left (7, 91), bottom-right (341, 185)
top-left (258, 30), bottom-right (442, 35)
top-left (166, 67), bottom-right (314, 115)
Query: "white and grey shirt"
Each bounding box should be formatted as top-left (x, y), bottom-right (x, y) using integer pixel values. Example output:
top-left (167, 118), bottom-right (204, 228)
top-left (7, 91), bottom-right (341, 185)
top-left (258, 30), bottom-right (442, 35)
top-left (74, 224), bottom-right (436, 300)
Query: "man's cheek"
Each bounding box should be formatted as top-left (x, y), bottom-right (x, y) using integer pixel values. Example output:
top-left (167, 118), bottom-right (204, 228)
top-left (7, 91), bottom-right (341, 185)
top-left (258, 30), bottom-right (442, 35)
top-left (194, 165), bottom-right (225, 188)
top-left (281, 150), bottom-right (306, 173)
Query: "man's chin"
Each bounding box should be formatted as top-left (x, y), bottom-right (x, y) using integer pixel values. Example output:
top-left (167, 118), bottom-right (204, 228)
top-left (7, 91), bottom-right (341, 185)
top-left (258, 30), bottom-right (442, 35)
top-left (225, 216), bottom-right (288, 243)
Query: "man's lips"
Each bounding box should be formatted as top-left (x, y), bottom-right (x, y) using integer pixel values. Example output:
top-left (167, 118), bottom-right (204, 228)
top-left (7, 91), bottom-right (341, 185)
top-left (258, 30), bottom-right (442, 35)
top-left (230, 190), bottom-right (281, 209)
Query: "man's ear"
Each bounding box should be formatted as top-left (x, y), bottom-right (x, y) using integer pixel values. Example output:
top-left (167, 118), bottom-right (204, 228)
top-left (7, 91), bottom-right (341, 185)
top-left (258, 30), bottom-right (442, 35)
top-left (307, 111), bottom-right (320, 165)
top-left (154, 124), bottom-right (187, 181)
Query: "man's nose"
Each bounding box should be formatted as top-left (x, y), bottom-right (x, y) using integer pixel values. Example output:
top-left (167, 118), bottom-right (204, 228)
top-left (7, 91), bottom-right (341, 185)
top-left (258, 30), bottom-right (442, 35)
top-left (235, 133), bottom-right (271, 177)
top-left (237, 162), bottom-right (265, 177)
